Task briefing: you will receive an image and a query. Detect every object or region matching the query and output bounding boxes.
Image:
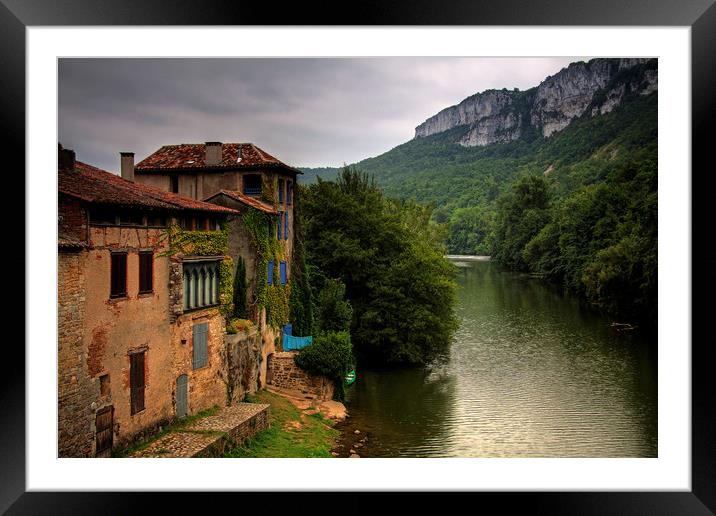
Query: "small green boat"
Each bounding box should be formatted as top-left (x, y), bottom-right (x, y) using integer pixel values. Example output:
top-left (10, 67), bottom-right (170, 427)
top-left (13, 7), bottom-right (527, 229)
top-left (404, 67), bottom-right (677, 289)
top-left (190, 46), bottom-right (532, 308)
top-left (344, 370), bottom-right (356, 386)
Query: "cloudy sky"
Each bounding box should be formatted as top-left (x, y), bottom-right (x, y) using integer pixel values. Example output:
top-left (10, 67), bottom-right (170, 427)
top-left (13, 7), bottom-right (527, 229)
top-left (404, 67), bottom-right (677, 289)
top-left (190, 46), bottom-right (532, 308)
top-left (59, 57), bottom-right (579, 171)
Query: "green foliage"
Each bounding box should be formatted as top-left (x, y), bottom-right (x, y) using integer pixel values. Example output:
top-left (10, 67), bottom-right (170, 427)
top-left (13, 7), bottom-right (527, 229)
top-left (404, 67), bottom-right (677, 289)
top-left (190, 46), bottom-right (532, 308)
top-left (492, 175), bottom-right (552, 270)
top-left (315, 278), bottom-right (353, 333)
top-left (294, 331), bottom-right (355, 400)
top-left (242, 207), bottom-right (290, 328)
top-left (161, 224), bottom-right (229, 257)
top-left (288, 185), bottom-right (315, 336)
top-left (232, 256), bottom-right (248, 319)
top-left (521, 157), bottom-right (657, 323)
top-left (302, 167), bottom-right (458, 366)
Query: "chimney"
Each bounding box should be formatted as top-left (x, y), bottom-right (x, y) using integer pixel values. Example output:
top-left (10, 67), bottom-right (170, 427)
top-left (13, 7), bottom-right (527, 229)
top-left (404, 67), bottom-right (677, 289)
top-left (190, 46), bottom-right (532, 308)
top-left (205, 142), bottom-right (222, 166)
top-left (58, 143), bottom-right (75, 171)
top-left (120, 152), bottom-right (135, 181)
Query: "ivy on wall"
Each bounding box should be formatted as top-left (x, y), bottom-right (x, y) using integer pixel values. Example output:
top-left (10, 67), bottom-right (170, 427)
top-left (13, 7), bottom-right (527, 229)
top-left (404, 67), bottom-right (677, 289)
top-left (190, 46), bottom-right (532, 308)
top-left (160, 223), bottom-right (234, 317)
top-left (242, 206), bottom-right (290, 328)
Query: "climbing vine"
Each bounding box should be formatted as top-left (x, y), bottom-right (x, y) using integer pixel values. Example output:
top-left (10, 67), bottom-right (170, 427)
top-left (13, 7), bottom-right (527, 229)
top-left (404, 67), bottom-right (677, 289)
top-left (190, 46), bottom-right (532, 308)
top-left (242, 206), bottom-right (290, 328)
top-left (160, 223), bottom-right (234, 317)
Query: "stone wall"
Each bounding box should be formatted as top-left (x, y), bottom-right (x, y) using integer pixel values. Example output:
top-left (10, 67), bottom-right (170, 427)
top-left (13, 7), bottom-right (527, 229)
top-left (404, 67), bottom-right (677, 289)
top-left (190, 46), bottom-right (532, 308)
top-left (222, 328), bottom-right (262, 405)
top-left (266, 351), bottom-right (334, 401)
top-left (58, 248), bottom-right (95, 457)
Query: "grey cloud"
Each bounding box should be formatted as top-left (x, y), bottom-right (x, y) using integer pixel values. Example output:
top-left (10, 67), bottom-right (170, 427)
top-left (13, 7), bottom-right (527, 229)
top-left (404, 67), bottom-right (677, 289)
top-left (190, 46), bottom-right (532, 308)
top-left (59, 57), bottom-right (580, 171)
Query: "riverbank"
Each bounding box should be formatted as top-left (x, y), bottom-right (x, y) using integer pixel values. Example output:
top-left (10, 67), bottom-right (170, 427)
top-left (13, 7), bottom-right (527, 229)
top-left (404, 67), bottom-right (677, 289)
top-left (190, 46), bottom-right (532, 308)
top-left (223, 389), bottom-right (343, 458)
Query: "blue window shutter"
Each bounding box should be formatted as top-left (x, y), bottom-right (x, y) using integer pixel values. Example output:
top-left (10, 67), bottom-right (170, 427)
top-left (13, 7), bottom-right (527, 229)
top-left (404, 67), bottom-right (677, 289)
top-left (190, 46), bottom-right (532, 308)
top-left (267, 260), bottom-right (274, 285)
top-left (280, 261), bottom-right (287, 285)
top-left (284, 211), bottom-right (289, 240)
top-left (193, 323), bottom-right (208, 369)
top-left (277, 213), bottom-right (282, 240)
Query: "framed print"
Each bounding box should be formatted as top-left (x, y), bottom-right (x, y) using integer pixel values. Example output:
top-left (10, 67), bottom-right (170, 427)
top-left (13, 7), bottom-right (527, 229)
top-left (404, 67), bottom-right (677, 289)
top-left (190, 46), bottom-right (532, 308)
top-left (4, 0), bottom-right (715, 513)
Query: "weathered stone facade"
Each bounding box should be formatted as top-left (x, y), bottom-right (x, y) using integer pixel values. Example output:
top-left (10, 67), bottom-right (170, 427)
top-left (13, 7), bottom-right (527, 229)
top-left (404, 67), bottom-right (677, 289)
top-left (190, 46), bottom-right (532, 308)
top-left (266, 351), bottom-right (334, 401)
top-left (57, 154), bottom-right (241, 457)
top-left (223, 328), bottom-right (263, 405)
top-left (58, 248), bottom-right (95, 457)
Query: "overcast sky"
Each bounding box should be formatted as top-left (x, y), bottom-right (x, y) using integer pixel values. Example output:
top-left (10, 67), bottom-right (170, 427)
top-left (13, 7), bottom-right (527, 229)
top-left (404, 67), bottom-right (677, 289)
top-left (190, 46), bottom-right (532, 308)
top-left (59, 57), bottom-right (579, 171)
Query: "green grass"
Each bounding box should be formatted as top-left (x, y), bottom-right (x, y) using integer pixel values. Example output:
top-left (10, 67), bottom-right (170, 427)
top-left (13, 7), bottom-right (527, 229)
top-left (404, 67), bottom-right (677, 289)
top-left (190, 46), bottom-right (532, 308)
top-left (112, 405), bottom-right (221, 457)
top-left (223, 390), bottom-right (339, 458)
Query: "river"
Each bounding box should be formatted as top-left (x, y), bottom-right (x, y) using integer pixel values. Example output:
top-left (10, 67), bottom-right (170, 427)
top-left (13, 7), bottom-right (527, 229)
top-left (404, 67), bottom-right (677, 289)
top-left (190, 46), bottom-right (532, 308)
top-left (335, 257), bottom-right (657, 457)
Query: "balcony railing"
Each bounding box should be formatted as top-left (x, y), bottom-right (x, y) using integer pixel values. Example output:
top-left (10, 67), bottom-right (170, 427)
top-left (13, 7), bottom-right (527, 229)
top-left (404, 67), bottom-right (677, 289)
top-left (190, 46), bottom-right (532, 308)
top-left (243, 186), bottom-right (262, 196)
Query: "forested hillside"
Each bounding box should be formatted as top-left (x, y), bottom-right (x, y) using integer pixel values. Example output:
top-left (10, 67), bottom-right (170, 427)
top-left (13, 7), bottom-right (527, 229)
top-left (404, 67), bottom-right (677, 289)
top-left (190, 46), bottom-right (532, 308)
top-left (300, 60), bottom-right (657, 325)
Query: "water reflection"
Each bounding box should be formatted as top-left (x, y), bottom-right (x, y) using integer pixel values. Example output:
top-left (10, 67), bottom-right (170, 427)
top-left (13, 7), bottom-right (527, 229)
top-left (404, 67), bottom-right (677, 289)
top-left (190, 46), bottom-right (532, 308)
top-left (340, 259), bottom-right (657, 457)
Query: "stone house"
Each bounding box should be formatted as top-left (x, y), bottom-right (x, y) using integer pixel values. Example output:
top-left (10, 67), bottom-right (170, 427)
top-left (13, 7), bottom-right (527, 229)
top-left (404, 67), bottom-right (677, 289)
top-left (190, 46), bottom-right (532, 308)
top-left (132, 142), bottom-right (302, 386)
top-left (57, 145), bottom-right (243, 457)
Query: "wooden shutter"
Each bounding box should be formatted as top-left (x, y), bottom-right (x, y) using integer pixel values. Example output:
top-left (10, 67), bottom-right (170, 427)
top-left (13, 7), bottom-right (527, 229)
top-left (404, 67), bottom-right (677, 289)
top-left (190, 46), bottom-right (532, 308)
top-left (111, 253), bottom-right (127, 297)
top-left (176, 375), bottom-right (188, 418)
top-left (139, 251), bottom-right (153, 293)
top-left (280, 261), bottom-right (287, 285)
top-left (130, 352), bottom-right (145, 415)
top-left (277, 212), bottom-right (282, 240)
top-left (193, 323), bottom-right (208, 369)
top-left (267, 260), bottom-right (274, 285)
top-left (284, 211), bottom-right (288, 240)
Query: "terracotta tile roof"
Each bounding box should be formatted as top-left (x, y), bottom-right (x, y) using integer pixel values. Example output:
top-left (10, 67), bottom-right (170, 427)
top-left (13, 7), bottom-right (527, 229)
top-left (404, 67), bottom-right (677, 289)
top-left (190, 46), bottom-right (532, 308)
top-left (204, 190), bottom-right (279, 215)
top-left (59, 161), bottom-right (238, 215)
top-left (135, 143), bottom-right (303, 174)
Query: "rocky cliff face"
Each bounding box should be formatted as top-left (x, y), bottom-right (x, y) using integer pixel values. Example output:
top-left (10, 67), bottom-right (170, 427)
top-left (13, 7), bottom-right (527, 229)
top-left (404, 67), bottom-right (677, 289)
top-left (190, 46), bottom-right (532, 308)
top-left (414, 58), bottom-right (657, 146)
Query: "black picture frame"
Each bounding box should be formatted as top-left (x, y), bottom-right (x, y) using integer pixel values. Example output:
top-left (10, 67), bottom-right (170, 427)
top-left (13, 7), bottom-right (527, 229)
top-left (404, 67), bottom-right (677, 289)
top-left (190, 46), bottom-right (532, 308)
top-left (4, 0), bottom-right (714, 513)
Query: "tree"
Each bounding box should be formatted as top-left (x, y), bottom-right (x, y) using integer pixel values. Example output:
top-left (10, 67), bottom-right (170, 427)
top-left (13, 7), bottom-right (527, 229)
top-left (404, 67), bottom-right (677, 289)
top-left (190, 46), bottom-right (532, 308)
top-left (302, 167), bottom-right (458, 366)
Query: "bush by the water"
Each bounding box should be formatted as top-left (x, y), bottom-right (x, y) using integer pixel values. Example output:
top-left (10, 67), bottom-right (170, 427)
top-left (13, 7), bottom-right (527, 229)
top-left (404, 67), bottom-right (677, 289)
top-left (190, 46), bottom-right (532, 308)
top-left (294, 330), bottom-right (355, 399)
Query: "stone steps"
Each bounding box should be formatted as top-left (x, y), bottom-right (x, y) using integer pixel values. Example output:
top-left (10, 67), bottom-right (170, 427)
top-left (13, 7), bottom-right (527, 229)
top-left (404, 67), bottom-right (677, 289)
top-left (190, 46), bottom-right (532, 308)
top-left (131, 402), bottom-right (270, 458)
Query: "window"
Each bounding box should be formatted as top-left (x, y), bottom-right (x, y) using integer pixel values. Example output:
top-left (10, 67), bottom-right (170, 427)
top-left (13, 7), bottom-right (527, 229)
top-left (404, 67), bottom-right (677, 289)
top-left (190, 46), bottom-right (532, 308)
top-left (287, 180), bottom-right (293, 205)
top-left (110, 252), bottom-right (127, 298)
top-left (267, 260), bottom-right (274, 285)
top-left (193, 323), bottom-right (208, 369)
top-left (280, 261), bottom-right (287, 286)
top-left (99, 374), bottom-right (111, 397)
top-left (139, 251), bottom-right (153, 294)
top-left (182, 260), bottom-right (221, 311)
top-left (90, 207), bottom-right (116, 225)
top-left (278, 179), bottom-right (284, 203)
top-left (277, 212), bottom-right (282, 240)
top-left (130, 352), bottom-right (145, 415)
top-left (147, 214), bottom-right (166, 227)
top-left (170, 175), bottom-right (179, 193)
top-left (243, 174), bottom-right (262, 196)
top-left (118, 211), bottom-right (144, 226)
top-left (284, 211), bottom-right (289, 240)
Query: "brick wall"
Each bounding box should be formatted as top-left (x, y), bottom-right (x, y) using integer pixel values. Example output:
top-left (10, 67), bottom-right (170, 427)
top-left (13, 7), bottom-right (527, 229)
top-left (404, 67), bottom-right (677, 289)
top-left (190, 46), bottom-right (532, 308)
top-left (58, 249), bottom-right (96, 457)
top-left (58, 195), bottom-right (87, 244)
top-left (266, 351), bottom-right (334, 401)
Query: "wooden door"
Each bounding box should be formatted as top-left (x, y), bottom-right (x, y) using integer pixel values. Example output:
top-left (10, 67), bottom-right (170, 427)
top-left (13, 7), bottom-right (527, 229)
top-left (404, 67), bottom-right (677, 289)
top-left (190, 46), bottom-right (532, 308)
top-left (95, 406), bottom-right (114, 457)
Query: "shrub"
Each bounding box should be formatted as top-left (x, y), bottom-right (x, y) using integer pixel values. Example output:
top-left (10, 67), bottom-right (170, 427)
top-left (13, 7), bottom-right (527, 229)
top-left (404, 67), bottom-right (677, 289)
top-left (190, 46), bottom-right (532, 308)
top-left (294, 330), bottom-right (355, 400)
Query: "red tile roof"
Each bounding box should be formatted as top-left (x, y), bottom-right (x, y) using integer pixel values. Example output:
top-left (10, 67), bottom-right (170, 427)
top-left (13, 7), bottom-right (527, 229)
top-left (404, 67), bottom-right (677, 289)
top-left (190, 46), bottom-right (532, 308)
top-left (204, 190), bottom-right (279, 215)
top-left (59, 161), bottom-right (238, 215)
top-left (135, 143), bottom-right (302, 174)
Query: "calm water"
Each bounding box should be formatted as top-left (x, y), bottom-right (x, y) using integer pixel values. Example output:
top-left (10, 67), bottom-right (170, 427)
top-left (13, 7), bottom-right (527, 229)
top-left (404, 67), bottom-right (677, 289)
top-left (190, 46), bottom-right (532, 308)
top-left (337, 258), bottom-right (657, 457)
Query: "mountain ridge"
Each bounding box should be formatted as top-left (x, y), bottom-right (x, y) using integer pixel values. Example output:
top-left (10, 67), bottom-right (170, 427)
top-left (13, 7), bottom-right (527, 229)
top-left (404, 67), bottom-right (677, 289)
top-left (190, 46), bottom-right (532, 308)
top-left (414, 58), bottom-right (657, 146)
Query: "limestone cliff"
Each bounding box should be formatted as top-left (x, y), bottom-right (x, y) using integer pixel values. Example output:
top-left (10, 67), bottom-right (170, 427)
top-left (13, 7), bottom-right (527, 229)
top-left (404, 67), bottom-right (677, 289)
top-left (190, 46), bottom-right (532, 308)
top-left (414, 58), bottom-right (657, 146)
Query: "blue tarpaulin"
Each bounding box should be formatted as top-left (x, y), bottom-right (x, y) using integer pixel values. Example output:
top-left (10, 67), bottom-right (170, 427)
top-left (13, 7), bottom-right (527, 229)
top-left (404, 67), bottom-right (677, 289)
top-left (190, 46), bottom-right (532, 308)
top-left (282, 334), bottom-right (313, 351)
